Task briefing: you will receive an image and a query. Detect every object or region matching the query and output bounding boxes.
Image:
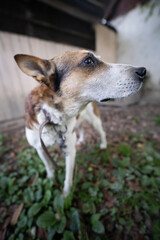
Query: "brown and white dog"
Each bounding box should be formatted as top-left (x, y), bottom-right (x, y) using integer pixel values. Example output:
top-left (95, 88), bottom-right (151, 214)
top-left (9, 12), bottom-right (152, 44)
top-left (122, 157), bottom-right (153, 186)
top-left (14, 50), bottom-right (146, 197)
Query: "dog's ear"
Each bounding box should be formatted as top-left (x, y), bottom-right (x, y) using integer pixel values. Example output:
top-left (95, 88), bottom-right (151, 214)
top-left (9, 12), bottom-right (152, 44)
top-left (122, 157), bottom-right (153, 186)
top-left (14, 54), bottom-right (56, 87)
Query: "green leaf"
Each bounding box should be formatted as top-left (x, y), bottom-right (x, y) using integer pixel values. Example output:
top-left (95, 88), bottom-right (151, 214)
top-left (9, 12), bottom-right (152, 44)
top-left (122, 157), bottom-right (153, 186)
top-left (119, 217), bottom-right (126, 226)
top-left (92, 220), bottom-right (105, 234)
top-left (64, 193), bottom-right (73, 209)
top-left (36, 211), bottom-right (56, 228)
top-left (53, 194), bottom-right (64, 214)
top-left (17, 216), bottom-right (27, 229)
top-left (28, 203), bottom-right (43, 218)
top-left (47, 227), bottom-right (56, 240)
top-left (63, 230), bottom-right (75, 240)
top-left (121, 157), bottom-right (130, 167)
top-left (57, 216), bottom-right (67, 234)
top-left (81, 182), bottom-right (91, 190)
top-left (70, 210), bottom-right (81, 233)
top-left (44, 190), bottom-right (52, 205)
top-left (100, 208), bottom-right (108, 216)
top-left (35, 188), bottom-right (42, 201)
top-left (100, 179), bottom-right (109, 188)
top-left (82, 202), bottom-right (96, 214)
top-left (91, 214), bottom-right (101, 224)
top-left (89, 187), bottom-right (98, 197)
top-left (118, 144), bottom-right (132, 157)
top-left (110, 181), bottom-right (124, 192)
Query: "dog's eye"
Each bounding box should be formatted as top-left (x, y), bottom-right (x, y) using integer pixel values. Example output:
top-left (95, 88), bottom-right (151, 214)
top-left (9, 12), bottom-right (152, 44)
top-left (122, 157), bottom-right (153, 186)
top-left (84, 57), bottom-right (94, 65)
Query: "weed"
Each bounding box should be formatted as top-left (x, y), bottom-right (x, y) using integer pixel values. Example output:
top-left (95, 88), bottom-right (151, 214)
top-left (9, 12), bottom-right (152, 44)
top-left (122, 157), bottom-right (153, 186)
top-left (154, 113), bottom-right (160, 125)
top-left (117, 143), bottom-right (132, 157)
top-left (0, 134), bottom-right (9, 156)
top-left (0, 133), bottom-right (160, 239)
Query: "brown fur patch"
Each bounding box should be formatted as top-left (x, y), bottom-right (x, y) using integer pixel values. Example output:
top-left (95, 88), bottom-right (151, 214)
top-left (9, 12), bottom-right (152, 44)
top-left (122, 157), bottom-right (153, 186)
top-left (76, 114), bottom-right (80, 120)
top-left (23, 50), bottom-right (106, 128)
top-left (25, 84), bottom-right (56, 129)
top-left (92, 102), bottom-right (100, 118)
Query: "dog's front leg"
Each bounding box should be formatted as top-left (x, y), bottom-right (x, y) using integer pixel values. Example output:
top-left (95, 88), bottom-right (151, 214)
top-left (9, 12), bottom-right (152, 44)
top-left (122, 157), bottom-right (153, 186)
top-left (63, 126), bottom-right (76, 198)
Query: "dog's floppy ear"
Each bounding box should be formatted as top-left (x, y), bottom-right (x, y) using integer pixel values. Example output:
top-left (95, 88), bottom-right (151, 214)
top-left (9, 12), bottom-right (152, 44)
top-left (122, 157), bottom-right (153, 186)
top-left (14, 54), bottom-right (56, 86)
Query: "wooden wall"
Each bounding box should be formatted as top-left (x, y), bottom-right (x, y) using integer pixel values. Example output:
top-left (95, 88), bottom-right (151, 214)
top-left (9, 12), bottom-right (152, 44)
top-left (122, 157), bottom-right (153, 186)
top-left (0, 31), bottom-right (81, 122)
top-left (0, 27), bottom-right (117, 123)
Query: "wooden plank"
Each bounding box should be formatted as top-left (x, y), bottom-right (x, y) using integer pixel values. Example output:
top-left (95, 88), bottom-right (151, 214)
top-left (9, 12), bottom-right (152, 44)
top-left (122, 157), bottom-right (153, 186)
top-left (0, 31), bottom-right (84, 122)
top-left (0, 32), bottom-right (20, 120)
top-left (0, 0), bottom-right (95, 50)
top-left (95, 24), bottom-right (117, 63)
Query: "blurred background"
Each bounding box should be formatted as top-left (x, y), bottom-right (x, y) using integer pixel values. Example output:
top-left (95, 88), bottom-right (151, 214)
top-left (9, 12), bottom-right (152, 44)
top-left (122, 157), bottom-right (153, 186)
top-left (0, 1), bottom-right (160, 239)
top-left (0, 0), bottom-right (159, 130)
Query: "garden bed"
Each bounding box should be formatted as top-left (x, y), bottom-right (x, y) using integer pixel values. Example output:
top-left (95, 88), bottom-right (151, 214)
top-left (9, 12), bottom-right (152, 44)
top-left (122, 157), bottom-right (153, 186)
top-left (0, 104), bottom-right (160, 240)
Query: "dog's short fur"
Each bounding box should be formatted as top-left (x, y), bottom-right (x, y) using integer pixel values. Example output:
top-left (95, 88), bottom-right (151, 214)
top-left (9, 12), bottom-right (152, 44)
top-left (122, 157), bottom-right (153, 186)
top-left (14, 50), bottom-right (146, 197)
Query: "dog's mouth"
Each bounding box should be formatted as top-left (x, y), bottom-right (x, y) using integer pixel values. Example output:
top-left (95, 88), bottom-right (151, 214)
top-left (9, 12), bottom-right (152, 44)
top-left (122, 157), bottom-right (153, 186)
top-left (100, 98), bottom-right (111, 102)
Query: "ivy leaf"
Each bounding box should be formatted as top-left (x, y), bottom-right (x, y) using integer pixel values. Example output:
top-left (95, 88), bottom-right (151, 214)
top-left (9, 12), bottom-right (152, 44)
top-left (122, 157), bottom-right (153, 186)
top-left (92, 220), bottom-right (105, 234)
top-left (64, 193), bottom-right (73, 209)
top-left (17, 216), bottom-right (28, 229)
top-left (82, 202), bottom-right (96, 214)
top-left (110, 181), bottom-right (124, 192)
top-left (70, 210), bottom-right (81, 233)
top-left (53, 194), bottom-right (64, 214)
top-left (28, 203), bottom-right (43, 218)
top-left (44, 189), bottom-right (52, 205)
top-left (121, 157), bottom-right (130, 167)
top-left (91, 214), bottom-right (105, 234)
top-left (36, 211), bottom-right (56, 228)
top-left (91, 214), bottom-right (101, 224)
top-left (62, 230), bottom-right (75, 240)
top-left (57, 216), bottom-right (67, 234)
top-left (100, 179), bottom-right (110, 188)
top-left (47, 227), bottom-right (56, 240)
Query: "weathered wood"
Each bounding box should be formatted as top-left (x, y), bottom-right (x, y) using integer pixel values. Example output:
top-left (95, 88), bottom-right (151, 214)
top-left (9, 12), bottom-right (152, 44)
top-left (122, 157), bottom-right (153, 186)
top-left (0, 0), bottom-right (95, 50)
top-left (95, 24), bottom-right (117, 63)
top-left (0, 31), bottom-right (82, 122)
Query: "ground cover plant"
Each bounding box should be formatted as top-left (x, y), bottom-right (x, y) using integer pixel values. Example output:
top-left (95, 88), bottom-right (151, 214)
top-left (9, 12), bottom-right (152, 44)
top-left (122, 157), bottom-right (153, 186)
top-left (0, 104), bottom-right (160, 240)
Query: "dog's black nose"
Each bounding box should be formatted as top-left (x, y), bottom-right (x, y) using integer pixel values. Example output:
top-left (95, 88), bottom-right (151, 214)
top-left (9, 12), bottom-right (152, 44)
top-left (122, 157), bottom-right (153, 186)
top-left (135, 67), bottom-right (146, 80)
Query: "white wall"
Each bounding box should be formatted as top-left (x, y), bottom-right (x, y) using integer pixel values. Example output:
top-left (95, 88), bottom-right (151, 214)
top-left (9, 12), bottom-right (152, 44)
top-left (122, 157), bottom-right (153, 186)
top-left (112, 1), bottom-right (160, 103)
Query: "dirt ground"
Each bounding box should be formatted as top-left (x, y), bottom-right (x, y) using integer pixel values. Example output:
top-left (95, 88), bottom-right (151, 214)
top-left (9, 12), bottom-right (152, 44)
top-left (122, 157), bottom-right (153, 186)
top-left (0, 103), bottom-right (160, 240)
top-left (82, 104), bottom-right (160, 146)
top-left (1, 103), bottom-right (160, 164)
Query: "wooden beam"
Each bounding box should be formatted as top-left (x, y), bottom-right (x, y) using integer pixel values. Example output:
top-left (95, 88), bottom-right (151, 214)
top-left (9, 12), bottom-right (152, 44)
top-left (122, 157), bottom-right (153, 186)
top-left (38, 0), bottom-right (102, 23)
top-left (0, 0), bottom-right (95, 49)
top-left (103, 0), bottom-right (120, 20)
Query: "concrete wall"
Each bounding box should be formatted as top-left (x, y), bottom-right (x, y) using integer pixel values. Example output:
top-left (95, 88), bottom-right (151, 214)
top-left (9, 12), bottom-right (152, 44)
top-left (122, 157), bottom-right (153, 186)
top-left (112, 1), bottom-right (160, 104)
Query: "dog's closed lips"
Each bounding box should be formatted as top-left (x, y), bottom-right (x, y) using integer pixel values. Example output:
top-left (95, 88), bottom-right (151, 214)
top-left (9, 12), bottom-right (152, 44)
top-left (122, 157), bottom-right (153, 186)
top-left (100, 98), bottom-right (111, 102)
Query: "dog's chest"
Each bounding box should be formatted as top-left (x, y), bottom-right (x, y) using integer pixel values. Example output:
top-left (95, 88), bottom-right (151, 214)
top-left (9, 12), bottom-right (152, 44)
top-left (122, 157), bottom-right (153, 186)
top-left (41, 123), bottom-right (67, 147)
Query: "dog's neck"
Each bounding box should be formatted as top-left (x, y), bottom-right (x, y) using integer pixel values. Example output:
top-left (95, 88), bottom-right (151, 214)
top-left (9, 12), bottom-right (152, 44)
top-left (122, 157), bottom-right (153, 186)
top-left (39, 89), bottom-right (89, 126)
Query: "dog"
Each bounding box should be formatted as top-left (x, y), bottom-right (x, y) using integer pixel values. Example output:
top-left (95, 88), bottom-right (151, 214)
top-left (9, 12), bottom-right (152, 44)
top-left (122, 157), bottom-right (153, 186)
top-left (14, 50), bottom-right (146, 197)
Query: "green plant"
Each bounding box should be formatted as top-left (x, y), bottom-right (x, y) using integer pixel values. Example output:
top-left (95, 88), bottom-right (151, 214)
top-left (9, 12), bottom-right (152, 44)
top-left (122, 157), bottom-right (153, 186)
top-left (0, 133), bottom-right (160, 239)
top-left (154, 113), bottom-right (160, 125)
top-left (0, 133), bottom-right (9, 155)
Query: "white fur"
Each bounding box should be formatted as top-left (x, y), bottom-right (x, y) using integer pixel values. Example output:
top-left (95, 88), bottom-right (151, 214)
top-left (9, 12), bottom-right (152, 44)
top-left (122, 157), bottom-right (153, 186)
top-left (23, 51), bottom-right (144, 197)
top-left (76, 103), bottom-right (107, 149)
top-left (26, 102), bottom-right (106, 194)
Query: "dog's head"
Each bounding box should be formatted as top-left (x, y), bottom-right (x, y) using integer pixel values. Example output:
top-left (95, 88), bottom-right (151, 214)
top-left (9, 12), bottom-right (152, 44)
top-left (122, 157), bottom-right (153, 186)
top-left (15, 50), bottom-right (146, 104)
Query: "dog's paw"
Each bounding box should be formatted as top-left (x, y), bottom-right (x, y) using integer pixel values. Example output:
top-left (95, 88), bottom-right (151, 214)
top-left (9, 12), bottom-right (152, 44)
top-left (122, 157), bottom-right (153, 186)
top-left (100, 141), bottom-right (107, 150)
top-left (62, 189), bottom-right (69, 199)
top-left (76, 139), bottom-right (83, 147)
top-left (47, 169), bottom-right (55, 178)
top-left (62, 185), bottom-right (71, 199)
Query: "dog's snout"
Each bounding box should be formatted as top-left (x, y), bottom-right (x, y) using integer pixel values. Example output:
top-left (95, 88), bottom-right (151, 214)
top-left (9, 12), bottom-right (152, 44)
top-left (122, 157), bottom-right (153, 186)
top-left (135, 67), bottom-right (146, 80)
